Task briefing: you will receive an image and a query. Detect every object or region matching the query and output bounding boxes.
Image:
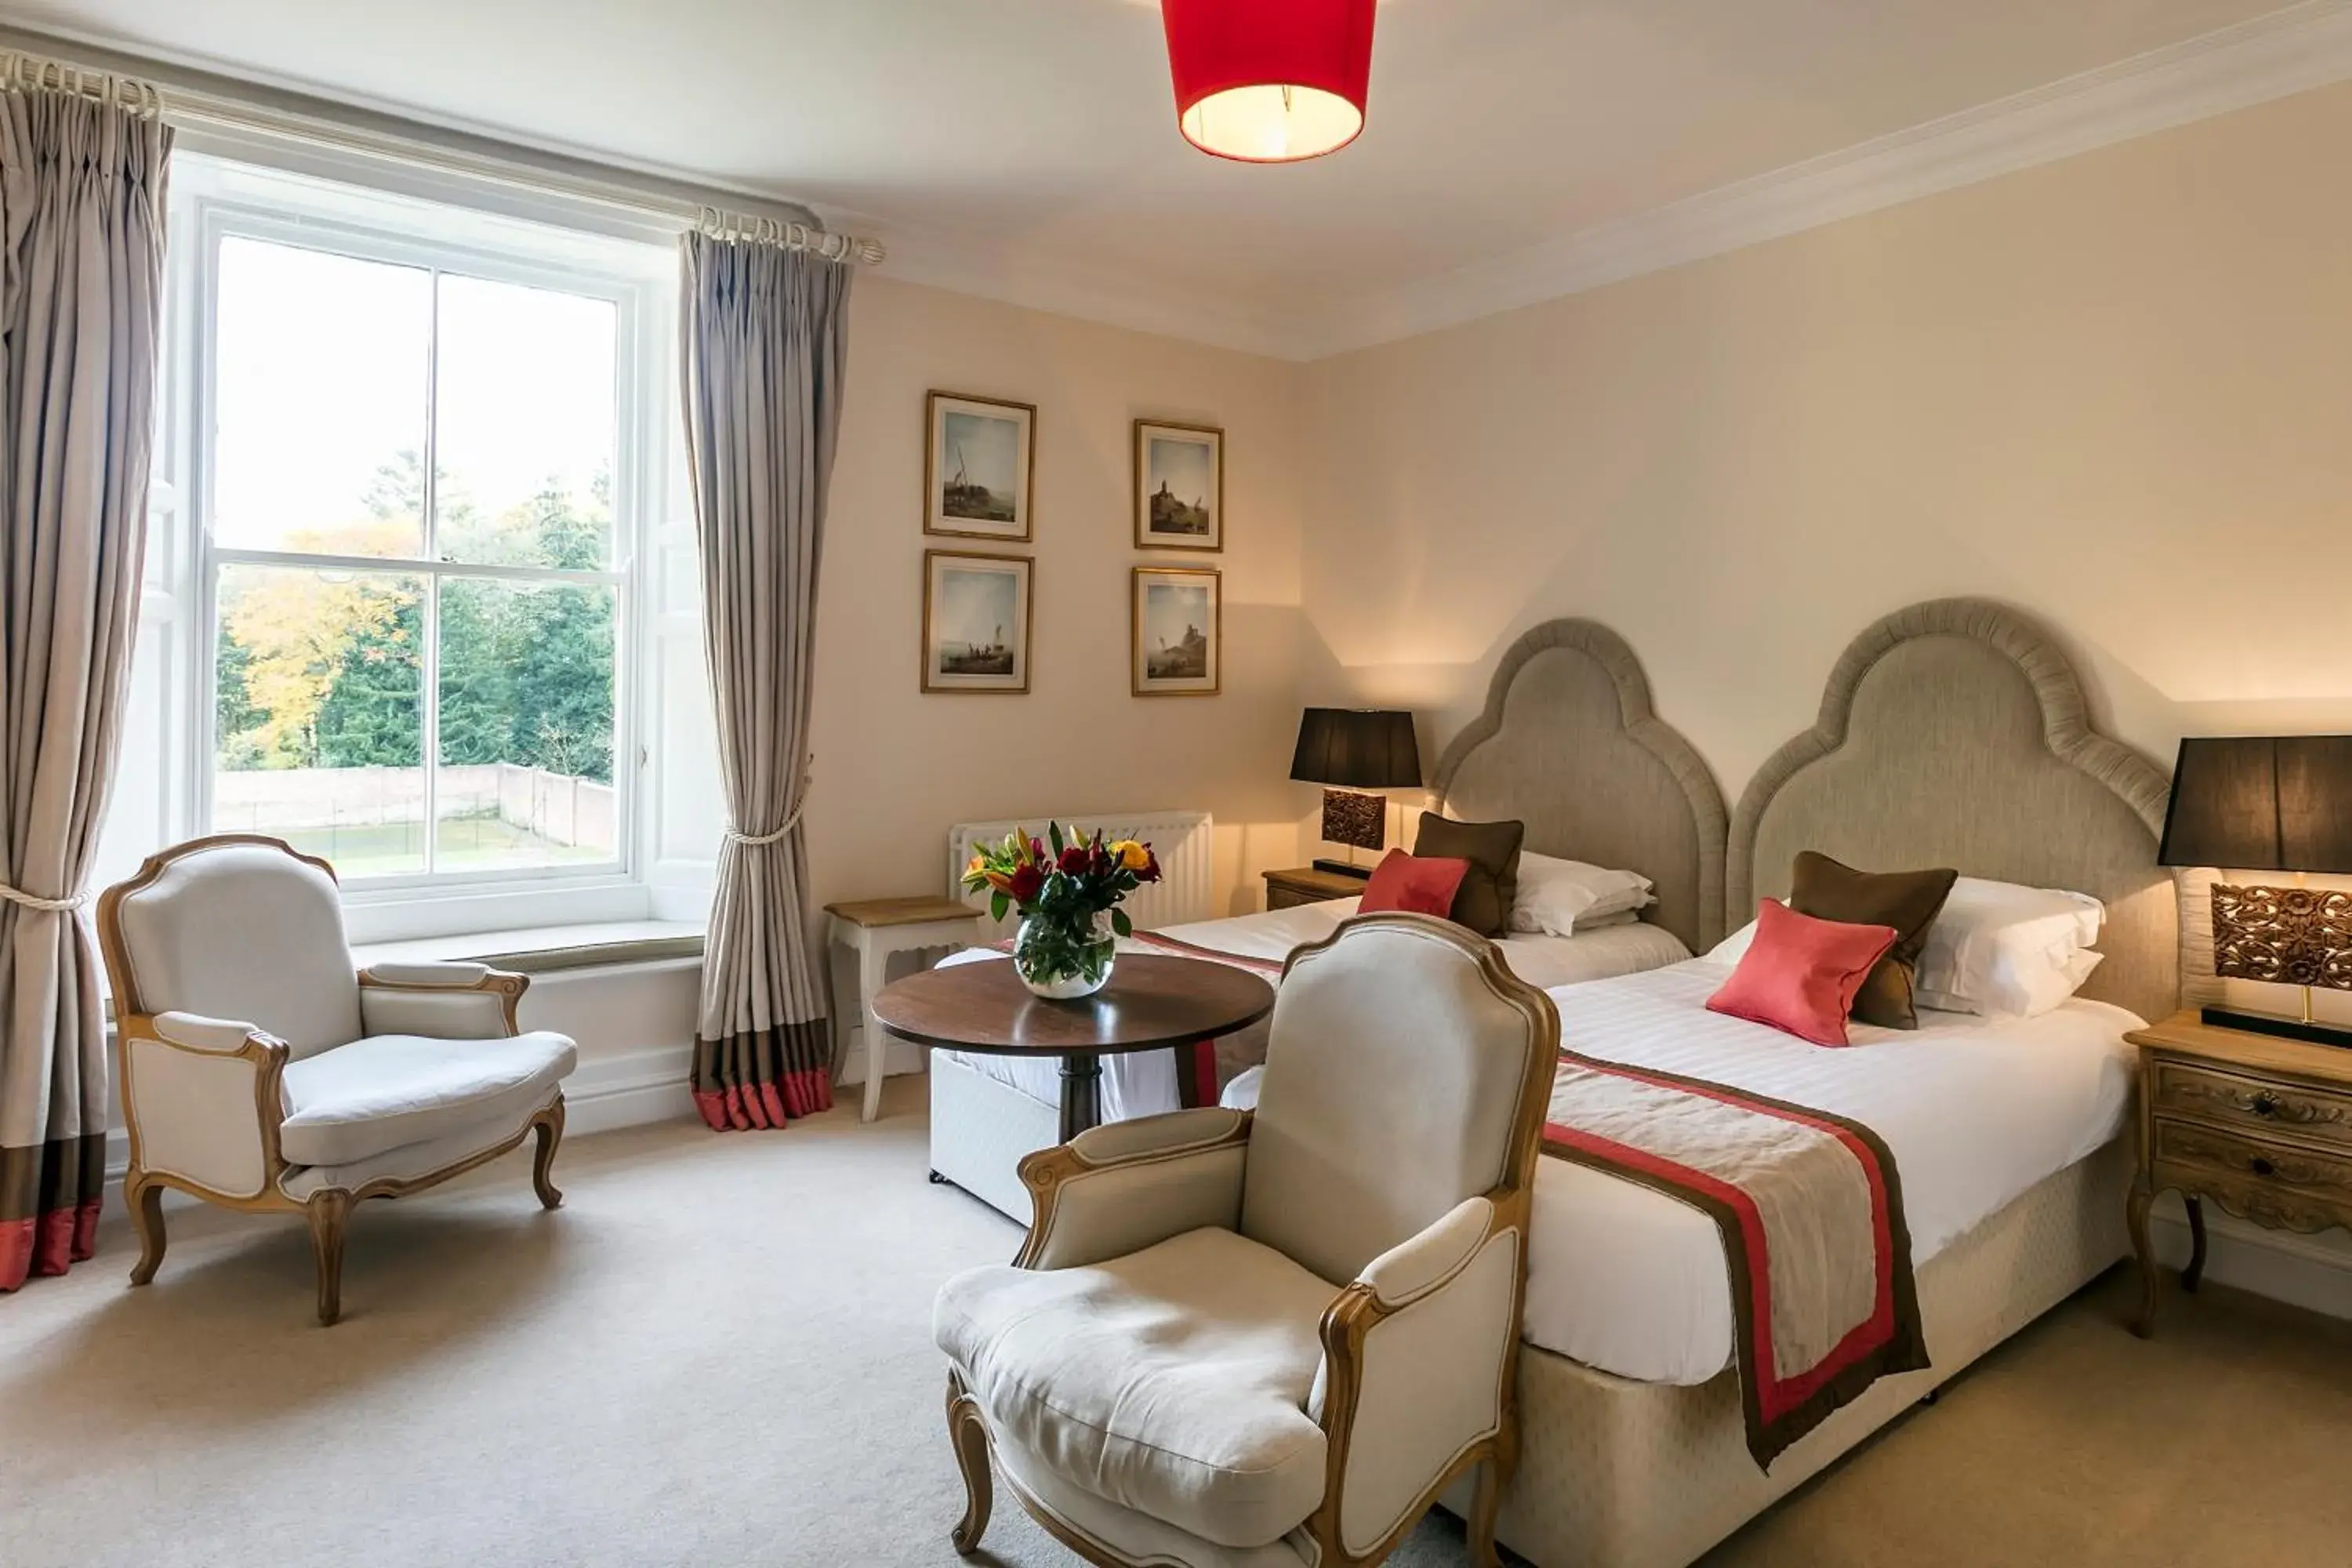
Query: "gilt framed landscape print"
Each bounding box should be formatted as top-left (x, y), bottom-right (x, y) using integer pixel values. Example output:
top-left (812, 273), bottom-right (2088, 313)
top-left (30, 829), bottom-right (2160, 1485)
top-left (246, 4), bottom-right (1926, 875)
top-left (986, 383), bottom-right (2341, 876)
top-left (923, 550), bottom-right (1033, 694)
top-left (1131, 566), bottom-right (1220, 696)
top-left (1133, 419), bottom-right (1222, 551)
top-left (925, 391), bottom-right (1035, 541)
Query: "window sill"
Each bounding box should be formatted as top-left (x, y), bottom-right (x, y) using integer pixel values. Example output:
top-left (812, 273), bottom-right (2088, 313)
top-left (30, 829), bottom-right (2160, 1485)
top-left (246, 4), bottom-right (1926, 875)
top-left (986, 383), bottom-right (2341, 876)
top-left (350, 920), bottom-right (705, 977)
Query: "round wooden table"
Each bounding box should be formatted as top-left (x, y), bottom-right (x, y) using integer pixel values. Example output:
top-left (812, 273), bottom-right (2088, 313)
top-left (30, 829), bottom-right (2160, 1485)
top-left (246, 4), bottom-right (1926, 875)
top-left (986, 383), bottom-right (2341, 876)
top-left (869, 954), bottom-right (1276, 1142)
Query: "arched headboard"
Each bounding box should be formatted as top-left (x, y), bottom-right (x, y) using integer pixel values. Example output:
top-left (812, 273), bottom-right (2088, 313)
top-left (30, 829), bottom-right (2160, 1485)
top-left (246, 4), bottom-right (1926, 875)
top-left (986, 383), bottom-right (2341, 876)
top-left (1432, 619), bottom-right (1728, 953)
top-left (1728, 598), bottom-right (2180, 1024)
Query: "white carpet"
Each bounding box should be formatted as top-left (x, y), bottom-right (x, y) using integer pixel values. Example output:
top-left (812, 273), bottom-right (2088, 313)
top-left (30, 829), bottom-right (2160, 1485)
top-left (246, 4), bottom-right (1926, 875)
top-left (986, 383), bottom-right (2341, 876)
top-left (5, 1083), bottom-right (2349, 1568)
top-left (0, 1083), bottom-right (1472, 1568)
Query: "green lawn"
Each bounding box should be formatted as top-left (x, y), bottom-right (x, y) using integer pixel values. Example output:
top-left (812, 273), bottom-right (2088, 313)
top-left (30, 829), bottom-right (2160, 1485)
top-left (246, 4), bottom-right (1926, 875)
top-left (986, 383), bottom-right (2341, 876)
top-left (278, 818), bottom-right (610, 878)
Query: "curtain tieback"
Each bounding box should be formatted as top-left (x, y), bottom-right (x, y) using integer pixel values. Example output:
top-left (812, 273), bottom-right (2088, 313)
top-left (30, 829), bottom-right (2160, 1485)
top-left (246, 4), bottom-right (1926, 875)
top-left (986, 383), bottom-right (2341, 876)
top-left (726, 808), bottom-right (801, 848)
top-left (0, 879), bottom-right (89, 912)
top-left (725, 757), bottom-right (814, 848)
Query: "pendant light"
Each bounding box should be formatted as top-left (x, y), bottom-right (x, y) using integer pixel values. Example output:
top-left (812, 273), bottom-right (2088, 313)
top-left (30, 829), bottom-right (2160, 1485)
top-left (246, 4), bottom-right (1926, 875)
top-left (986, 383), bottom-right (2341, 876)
top-left (1161, 0), bottom-right (1376, 163)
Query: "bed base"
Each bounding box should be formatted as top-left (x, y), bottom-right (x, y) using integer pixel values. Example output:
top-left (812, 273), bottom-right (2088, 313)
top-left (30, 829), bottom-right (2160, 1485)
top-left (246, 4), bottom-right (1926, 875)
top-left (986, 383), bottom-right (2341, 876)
top-left (1454, 1136), bottom-right (2132, 1568)
top-left (928, 1050), bottom-right (1058, 1222)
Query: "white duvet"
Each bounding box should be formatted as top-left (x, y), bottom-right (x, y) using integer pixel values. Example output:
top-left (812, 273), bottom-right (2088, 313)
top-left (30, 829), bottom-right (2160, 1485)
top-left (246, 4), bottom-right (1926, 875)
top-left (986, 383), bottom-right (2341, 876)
top-left (936, 898), bottom-right (1690, 1121)
top-left (1228, 952), bottom-right (2139, 1384)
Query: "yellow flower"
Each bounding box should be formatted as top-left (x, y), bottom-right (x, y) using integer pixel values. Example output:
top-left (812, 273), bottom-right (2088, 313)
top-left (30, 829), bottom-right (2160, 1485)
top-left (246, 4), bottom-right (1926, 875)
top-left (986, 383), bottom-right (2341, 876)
top-left (1112, 840), bottom-right (1150, 873)
top-left (965, 854), bottom-right (986, 877)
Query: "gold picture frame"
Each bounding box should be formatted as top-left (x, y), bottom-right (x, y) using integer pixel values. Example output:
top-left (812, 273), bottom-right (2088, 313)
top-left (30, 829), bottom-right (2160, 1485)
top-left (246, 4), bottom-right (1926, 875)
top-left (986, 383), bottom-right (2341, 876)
top-left (1131, 565), bottom-right (1220, 697)
top-left (923, 550), bottom-right (1033, 694)
top-left (1133, 419), bottom-right (1222, 551)
top-left (926, 391), bottom-right (1036, 541)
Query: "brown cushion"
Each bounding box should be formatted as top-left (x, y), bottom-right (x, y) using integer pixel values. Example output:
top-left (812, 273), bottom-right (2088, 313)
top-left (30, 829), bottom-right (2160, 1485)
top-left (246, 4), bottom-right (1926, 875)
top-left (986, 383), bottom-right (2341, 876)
top-left (1410, 813), bottom-right (1524, 937)
top-left (1787, 852), bottom-right (1958, 1029)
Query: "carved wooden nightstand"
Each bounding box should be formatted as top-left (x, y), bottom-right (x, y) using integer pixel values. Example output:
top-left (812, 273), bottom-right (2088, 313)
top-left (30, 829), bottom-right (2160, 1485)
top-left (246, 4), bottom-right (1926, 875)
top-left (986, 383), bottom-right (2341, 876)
top-left (2125, 1008), bottom-right (2352, 1336)
top-left (1261, 865), bottom-right (1368, 910)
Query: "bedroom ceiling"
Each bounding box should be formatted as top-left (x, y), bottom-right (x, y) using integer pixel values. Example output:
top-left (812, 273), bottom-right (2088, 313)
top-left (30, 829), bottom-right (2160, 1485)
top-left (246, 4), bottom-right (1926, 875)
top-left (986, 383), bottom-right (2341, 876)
top-left (0, 0), bottom-right (2311, 354)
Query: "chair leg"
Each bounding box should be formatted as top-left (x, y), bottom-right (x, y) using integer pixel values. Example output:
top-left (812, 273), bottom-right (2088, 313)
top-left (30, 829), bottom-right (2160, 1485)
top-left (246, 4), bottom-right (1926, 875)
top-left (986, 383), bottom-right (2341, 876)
top-left (306, 1190), bottom-right (353, 1327)
top-left (126, 1173), bottom-right (167, 1287)
top-left (532, 1096), bottom-right (566, 1210)
top-left (945, 1370), bottom-right (994, 1555)
top-left (1466, 1451), bottom-right (1504, 1568)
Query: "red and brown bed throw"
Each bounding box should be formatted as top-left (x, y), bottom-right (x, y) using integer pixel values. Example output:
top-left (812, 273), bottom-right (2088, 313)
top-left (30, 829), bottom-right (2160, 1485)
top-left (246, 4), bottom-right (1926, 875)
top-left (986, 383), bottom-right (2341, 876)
top-left (985, 929), bottom-right (1286, 1107)
top-left (1541, 1049), bottom-right (1928, 1469)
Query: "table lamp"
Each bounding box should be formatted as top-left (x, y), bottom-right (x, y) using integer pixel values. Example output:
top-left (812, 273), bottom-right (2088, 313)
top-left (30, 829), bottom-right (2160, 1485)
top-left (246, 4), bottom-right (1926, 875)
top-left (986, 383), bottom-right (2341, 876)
top-left (1290, 708), bottom-right (1421, 878)
top-left (2158, 735), bottom-right (2352, 1047)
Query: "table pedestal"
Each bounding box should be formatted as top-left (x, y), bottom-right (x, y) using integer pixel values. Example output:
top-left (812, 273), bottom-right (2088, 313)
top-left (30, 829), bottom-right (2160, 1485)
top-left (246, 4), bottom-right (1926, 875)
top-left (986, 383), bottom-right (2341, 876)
top-left (1058, 1051), bottom-right (1103, 1142)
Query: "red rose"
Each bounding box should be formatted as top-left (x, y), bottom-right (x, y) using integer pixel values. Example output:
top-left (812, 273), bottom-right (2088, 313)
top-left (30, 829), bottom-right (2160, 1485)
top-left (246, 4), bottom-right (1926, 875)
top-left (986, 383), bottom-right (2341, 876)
top-left (1139, 850), bottom-right (1162, 884)
top-left (1058, 844), bottom-right (1091, 875)
top-left (1029, 837), bottom-right (1047, 863)
top-left (1007, 863), bottom-right (1044, 905)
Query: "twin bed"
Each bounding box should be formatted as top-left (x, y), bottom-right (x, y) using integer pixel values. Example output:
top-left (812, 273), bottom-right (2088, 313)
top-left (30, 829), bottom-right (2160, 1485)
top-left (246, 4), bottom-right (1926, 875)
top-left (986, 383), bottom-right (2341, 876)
top-left (928, 598), bottom-right (2187, 1568)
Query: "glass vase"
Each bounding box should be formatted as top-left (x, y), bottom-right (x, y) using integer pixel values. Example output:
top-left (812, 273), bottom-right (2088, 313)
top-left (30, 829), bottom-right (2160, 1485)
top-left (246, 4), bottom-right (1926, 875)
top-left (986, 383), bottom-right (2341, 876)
top-left (1012, 908), bottom-right (1118, 999)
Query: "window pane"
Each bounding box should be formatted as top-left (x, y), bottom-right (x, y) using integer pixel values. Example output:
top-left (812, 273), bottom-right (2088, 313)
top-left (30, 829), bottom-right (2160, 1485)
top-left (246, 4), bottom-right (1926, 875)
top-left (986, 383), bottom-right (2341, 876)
top-left (212, 564), bottom-right (426, 877)
top-left (434, 274), bottom-right (617, 568)
top-left (213, 238), bottom-right (430, 557)
top-left (436, 577), bottom-right (619, 870)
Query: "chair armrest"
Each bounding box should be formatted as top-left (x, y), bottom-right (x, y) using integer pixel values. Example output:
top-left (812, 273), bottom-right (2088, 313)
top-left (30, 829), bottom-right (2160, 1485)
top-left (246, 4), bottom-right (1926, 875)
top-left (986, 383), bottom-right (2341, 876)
top-left (153, 1011), bottom-right (275, 1053)
top-left (121, 1014), bottom-right (291, 1200)
top-left (1359, 1195), bottom-right (1494, 1308)
top-left (1014, 1106), bottom-right (1253, 1271)
top-left (358, 964), bottom-right (528, 1039)
top-left (364, 960), bottom-right (492, 987)
top-left (1308, 1196), bottom-right (1524, 1559)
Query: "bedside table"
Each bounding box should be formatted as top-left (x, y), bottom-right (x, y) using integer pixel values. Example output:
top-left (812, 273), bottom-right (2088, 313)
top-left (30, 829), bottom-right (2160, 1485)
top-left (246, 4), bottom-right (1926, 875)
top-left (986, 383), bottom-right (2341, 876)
top-left (2124, 1008), bottom-right (2352, 1337)
top-left (1262, 865), bottom-right (1369, 910)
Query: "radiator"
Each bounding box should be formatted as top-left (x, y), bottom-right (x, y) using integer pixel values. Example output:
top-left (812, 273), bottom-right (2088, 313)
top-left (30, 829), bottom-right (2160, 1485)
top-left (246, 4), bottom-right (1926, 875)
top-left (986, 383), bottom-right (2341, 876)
top-left (947, 811), bottom-right (1214, 941)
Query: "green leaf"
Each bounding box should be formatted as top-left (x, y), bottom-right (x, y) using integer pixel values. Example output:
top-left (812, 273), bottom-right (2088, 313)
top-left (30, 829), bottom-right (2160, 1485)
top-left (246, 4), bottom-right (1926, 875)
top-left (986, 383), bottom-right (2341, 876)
top-left (990, 891), bottom-right (1009, 922)
top-left (1112, 909), bottom-right (1133, 937)
top-left (1048, 821), bottom-right (1065, 856)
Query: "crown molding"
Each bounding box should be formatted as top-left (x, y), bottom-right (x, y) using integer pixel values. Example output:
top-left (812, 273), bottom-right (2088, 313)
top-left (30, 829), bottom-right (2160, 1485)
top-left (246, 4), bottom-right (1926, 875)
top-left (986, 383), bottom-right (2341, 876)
top-left (1289, 0), bottom-right (2352, 359)
top-left (13, 6), bottom-right (2352, 364)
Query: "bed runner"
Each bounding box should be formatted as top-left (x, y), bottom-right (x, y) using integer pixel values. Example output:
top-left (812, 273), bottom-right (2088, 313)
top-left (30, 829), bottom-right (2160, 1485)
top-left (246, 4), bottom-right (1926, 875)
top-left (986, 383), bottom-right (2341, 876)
top-left (1540, 1050), bottom-right (1928, 1469)
top-left (984, 931), bottom-right (1287, 1107)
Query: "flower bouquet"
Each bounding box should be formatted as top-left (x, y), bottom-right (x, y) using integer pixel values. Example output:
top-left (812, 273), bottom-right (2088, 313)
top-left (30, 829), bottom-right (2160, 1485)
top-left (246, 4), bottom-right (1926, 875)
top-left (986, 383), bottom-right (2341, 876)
top-left (962, 824), bottom-right (1163, 999)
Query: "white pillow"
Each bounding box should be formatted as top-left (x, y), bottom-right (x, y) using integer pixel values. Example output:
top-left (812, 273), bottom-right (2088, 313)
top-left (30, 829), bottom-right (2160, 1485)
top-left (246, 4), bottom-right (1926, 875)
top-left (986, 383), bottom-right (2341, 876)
top-left (1706, 902), bottom-right (1780, 966)
top-left (1510, 852), bottom-right (1654, 936)
top-left (1914, 877), bottom-right (2106, 1019)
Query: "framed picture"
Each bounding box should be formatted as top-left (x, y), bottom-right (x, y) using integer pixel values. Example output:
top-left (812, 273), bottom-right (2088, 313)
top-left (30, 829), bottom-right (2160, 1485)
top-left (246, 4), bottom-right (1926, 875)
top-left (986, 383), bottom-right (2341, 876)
top-left (1133, 419), bottom-right (1222, 551)
top-left (925, 391), bottom-right (1035, 541)
top-left (923, 550), bottom-right (1033, 694)
top-left (1131, 565), bottom-right (1220, 697)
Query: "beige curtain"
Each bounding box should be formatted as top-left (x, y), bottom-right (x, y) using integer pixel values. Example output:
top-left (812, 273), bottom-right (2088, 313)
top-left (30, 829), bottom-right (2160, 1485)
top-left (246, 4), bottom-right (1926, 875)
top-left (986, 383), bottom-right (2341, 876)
top-left (680, 234), bottom-right (853, 1130)
top-left (0, 86), bottom-right (169, 1290)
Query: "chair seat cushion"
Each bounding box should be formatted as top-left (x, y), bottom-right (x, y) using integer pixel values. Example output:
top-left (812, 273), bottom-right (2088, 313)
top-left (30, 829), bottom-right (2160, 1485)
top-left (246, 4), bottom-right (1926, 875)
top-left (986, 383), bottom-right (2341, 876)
top-left (278, 1032), bottom-right (577, 1167)
top-left (935, 1226), bottom-right (1337, 1551)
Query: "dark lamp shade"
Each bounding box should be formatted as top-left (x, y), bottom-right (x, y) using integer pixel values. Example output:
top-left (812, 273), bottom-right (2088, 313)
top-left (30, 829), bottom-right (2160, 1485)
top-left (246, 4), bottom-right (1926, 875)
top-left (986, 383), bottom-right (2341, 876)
top-left (2158, 735), bottom-right (2352, 873)
top-left (1290, 709), bottom-right (1421, 789)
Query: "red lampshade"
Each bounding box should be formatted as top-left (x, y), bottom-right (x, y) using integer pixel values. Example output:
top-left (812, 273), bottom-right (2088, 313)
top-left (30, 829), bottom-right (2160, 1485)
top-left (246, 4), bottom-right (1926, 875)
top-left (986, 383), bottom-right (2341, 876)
top-left (1161, 0), bottom-right (1376, 163)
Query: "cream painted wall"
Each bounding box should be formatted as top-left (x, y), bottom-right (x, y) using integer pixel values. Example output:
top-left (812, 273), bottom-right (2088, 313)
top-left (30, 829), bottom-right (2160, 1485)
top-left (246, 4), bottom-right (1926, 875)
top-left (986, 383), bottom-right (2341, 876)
top-left (1298, 79), bottom-right (2352, 805)
top-left (803, 276), bottom-right (1310, 920)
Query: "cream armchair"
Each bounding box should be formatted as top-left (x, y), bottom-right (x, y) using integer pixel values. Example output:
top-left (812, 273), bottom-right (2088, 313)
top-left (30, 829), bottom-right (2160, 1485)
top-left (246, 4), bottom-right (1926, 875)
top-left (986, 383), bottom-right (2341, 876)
top-left (96, 835), bottom-right (577, 1325)
top-left (933, 913), bottom-right (1559, 1568)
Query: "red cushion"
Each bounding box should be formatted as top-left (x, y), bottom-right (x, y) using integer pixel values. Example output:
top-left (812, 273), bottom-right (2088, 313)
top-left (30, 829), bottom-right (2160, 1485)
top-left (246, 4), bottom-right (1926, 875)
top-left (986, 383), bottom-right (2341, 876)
top-left (1706, 898), bottom-right (1900, 1047)
top-left (1356, 849), bottom-right (1472, 919)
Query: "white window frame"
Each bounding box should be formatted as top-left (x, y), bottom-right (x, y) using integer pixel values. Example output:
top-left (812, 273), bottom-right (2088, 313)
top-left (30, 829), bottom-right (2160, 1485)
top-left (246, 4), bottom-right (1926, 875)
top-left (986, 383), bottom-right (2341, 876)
top-left (154, 152), bottom-right (686, 938)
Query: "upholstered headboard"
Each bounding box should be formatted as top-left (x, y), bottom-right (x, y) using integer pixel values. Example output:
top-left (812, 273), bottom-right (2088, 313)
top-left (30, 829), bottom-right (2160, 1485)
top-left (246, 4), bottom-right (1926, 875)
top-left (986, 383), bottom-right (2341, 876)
top-left (1432, 619), bottom-right (1728, 953)
top-left (1728, 598), bottom-right (2180, 1025)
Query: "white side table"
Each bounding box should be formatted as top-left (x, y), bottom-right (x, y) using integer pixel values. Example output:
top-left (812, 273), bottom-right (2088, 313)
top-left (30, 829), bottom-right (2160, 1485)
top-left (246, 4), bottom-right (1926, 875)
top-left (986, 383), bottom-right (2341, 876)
top-left (825, 897), bottom-right (985, 1122)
